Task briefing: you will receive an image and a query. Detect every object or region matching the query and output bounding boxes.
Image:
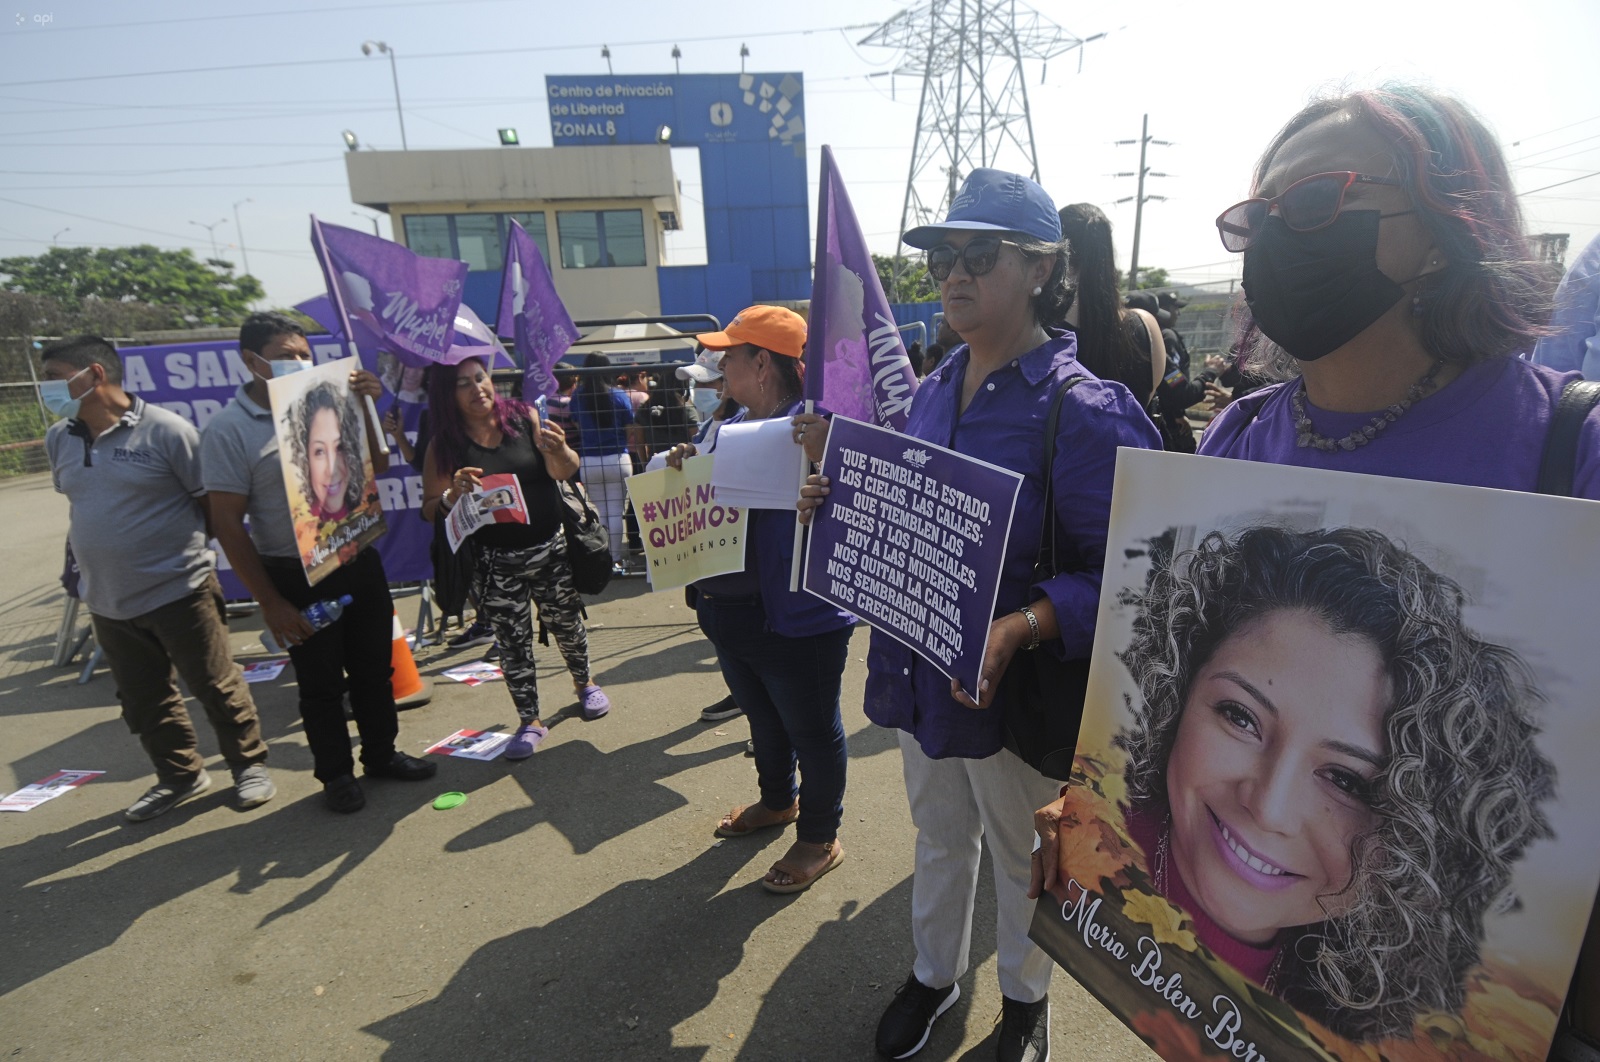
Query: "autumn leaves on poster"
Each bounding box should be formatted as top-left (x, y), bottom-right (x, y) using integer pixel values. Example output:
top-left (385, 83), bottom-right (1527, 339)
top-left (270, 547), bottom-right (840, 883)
top-left (1033, 449), bottom-right (1600, 1062)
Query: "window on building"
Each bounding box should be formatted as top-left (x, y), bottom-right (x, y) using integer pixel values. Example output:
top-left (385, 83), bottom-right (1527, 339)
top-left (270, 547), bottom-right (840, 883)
top-left (507, 212), bottom-right (552, 265)
top-left (401, 211), bottom-right (584, 271)
top-left (453, 213), bottom-right (502, 272)
top-left (403, 215), bottom-right (452, 259)
top-left (557, 209), bottom-right (647, 269)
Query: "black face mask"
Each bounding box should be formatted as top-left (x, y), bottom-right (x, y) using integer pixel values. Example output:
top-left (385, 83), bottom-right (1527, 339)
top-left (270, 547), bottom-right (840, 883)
top-left (1241, 211), bottom-right (1405, 362)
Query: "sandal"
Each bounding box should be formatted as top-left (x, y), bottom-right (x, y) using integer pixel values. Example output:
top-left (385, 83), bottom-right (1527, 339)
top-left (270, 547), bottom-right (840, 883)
top-left (714, 800), bottom-right (799, 838)
top-left (762, 839), bottom-right (844, 895)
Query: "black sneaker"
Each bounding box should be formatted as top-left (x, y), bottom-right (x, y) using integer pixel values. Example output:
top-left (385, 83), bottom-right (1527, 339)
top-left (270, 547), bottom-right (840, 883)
top-left (323, 774), bottom-right (366, 814)
top-left (364, 752), bottom-right (438, 782)
top-left (448, 619), bottom-right (494, 649)
top-left (876, 974), bottom-right (959, 1059)
top-left (699, 694), bottom-right (742, 722)
top-left (995, 995), bottom-right (1049, 1062)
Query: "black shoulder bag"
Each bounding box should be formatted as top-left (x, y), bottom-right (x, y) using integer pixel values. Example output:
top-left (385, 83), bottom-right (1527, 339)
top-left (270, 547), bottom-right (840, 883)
top-left (556, 476), bottom-right (614, 596)
top-left (998, 375), bottom-right (1094, 781)
top-left (1536, 379), bottom-right (1600, 497)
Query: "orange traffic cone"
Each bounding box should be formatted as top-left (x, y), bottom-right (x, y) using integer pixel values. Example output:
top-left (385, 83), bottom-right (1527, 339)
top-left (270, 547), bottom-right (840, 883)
top-left (390, 609), bottom-right (432, 709)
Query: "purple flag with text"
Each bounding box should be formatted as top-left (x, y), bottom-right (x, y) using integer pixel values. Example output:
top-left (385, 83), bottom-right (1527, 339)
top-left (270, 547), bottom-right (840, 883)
top-left (310, 216), bottom-right (467, 367)
top-left (803, 145), bottom-right (919, 430)
top-left (498, 219), bottom-right (576, 401)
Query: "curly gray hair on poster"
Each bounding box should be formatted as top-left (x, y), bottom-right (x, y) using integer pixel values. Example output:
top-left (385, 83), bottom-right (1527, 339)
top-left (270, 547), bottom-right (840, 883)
top-left (286, 380), bottom-right (367, 515)
top-left (1115, 525), bottom-right (1555, 1042)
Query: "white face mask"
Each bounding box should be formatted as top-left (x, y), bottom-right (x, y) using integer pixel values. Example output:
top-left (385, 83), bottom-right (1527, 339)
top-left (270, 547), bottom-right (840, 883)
top-left (252, 352), bottom-right (310, 381)
top-left (692, 386), bottom-right (722, 420)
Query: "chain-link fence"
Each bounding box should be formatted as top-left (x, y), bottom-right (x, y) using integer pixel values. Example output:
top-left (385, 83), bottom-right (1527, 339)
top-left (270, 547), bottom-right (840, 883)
top-left (0, 335), bottom-right (53, 479)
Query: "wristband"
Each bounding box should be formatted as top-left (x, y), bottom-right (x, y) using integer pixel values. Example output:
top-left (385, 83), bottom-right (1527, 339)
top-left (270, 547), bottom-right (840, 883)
top-left (1018, 605), bottom-right (1041, 651)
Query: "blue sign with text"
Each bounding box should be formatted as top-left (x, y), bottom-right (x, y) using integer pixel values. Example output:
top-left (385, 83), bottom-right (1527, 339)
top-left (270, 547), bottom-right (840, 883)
top-left (545, 73), bottom-right (810, 308)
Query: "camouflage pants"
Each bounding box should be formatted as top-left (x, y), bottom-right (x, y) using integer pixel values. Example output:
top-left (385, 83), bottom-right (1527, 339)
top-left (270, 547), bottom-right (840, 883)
top-left (472, 529), bottom-right (591, 723)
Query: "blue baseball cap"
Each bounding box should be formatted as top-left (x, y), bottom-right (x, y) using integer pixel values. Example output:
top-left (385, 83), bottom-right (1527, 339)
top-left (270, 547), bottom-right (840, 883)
top-left (902, 168), bottom-right (1062, 249)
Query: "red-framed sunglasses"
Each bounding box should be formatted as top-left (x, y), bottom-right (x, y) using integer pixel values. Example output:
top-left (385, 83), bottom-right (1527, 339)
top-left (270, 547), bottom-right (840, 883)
top-left (1215, 171), bottom-right (1410, 252)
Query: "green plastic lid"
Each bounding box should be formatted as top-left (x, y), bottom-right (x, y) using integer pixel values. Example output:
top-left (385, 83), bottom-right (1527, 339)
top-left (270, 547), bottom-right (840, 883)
top-left (432, 791), bottom-right (467, 810)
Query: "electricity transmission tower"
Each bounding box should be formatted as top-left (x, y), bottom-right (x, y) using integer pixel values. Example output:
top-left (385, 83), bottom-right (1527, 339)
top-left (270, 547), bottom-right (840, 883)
top-left (861, 0), bottom-right (1095, 269)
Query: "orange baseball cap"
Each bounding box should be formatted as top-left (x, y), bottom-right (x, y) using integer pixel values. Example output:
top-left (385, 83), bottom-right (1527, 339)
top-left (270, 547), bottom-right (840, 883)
top-left (695, 305), bottom-right (806, 359)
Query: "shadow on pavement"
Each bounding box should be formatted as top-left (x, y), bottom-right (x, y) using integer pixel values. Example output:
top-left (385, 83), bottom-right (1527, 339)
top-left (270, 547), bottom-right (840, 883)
top-left (364, 844), bottom-right (788, 1060)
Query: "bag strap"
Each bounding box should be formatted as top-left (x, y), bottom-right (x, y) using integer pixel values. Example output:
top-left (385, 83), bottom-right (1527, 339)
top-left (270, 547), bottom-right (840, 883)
top-left (1536, 379), bottom-right (1600, 497)
top-left (1036, 375), bottom-right (1089, 575)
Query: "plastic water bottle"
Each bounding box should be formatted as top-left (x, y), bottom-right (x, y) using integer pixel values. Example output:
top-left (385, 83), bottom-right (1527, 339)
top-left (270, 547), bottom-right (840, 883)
top-left (260, 594), bottom-right (354, 653)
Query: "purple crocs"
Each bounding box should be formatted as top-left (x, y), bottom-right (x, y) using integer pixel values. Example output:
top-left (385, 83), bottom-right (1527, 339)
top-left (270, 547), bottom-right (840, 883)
top-left (580, 685), bottom-right (611, 720)
top-left (503, 724), bottom-right (549, 761)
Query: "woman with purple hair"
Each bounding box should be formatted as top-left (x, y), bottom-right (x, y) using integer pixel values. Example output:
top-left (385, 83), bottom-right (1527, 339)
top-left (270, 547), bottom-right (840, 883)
top-left (1032, 83), bottom-right (1600, 1050)
top-left (420, 357), bottom-right (611, 759)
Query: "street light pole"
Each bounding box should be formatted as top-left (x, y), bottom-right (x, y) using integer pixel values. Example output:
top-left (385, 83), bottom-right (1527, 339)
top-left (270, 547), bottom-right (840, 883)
top-left (352, 211), bottom-right (381, 237)
top-left (51, 227), bottom-right (69, 245)
top-left (232, 198), bottom-right (253, 277)
top-left (189, 217), bottom-right (227, 261)
top-left (362, 41), bottom-right (408, 150)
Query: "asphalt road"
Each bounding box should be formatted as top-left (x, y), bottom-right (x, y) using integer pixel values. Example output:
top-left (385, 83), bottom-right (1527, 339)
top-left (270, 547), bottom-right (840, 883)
top-left (0, 471), bottom-right (1155, 1062)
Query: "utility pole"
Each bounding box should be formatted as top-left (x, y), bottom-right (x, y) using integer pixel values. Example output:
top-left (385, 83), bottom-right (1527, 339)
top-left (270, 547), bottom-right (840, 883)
top-left (232, 198), bottom-right (253, 277)
top-left (1114, 113), bottom-right (1171, 291)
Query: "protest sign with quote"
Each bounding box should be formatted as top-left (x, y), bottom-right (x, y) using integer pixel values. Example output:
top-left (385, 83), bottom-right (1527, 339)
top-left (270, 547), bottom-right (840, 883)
top-left (802, 415), bottom-right (1021, 695)
top-left (626, 455), bottom-right (747, 592)
top-left (1032, 448), bottom-right (1600, 1062)
top-left (267, 359), bottom-right (387, 586)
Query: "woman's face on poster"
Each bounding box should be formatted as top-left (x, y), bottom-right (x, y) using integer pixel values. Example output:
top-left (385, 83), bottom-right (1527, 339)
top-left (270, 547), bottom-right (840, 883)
top-left (307, 406), bottom-right (346, 513)
top-left (1165, 608), bottom-right (1390, 944)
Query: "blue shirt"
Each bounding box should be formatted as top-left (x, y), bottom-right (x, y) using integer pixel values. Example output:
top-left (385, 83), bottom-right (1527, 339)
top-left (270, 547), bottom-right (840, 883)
top-left (863, 333), bottom-right (1162, 759)
top-left (1533, 231), bottom-right (1600, 380)
top-left (695, 397), bottom-right (856, 638)
top-left (573, 387), bottom-right (634, 456)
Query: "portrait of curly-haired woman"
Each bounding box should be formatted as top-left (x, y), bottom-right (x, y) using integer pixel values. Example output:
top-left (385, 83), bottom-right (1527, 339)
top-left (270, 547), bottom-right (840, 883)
top-left (1114, 524), bottom-right (1556, 1043)
top-left (286, 379), bottom-right (369, 526)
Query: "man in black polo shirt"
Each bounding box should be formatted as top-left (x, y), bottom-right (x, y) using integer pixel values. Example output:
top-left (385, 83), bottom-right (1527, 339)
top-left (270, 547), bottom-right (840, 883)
top-left (202, 312), bottom-right (434, 813)
top-left (43, 335), bottom-right (274, 821)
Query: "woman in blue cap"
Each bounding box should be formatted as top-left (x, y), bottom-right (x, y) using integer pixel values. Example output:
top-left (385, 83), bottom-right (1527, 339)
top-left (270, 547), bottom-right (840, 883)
top-left (800, 168), bottom-right (1160, 1061)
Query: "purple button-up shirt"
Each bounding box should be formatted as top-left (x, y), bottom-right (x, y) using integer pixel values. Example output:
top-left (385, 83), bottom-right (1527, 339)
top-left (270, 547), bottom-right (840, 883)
top-left (863, 332), bottom-right (1161, 759)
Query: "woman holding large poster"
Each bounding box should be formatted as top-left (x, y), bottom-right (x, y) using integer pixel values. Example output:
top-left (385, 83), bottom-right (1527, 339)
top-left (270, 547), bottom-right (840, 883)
top-left (1117, 524), bottom-right (1554, 1040)
top-left (1034, 83), bottom-right (1600, 1057)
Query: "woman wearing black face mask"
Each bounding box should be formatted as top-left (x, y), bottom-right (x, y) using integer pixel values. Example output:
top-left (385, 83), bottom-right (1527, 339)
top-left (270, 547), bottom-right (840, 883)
top-left (1033, 83), bottom-right (1600, 1054)
top-left (1187, 85), bottom-right (1598, 496)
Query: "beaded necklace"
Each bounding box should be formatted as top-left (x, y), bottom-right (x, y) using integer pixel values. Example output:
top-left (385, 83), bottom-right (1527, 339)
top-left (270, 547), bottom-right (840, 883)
top-left (1292, 359), bottom-right (1444, 452)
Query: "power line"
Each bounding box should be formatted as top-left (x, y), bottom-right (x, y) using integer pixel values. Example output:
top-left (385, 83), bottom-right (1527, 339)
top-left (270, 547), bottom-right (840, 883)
top-left (1520, 171), bottom-right (1600, 196)
top-left (0, 157), bottom-right (339, 177)
top-left (0, 194), bottom-right (311, 258)
top-left (0, 23), bottom-right (877, 89)
top-left (12, 0), bottom-right (523, 35)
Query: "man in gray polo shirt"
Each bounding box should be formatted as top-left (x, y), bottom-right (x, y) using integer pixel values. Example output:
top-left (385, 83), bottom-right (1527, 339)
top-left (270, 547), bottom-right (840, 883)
top-left (203, 311), bottom-right (434, 814)
top-left (43, 335), bottom-right (273, 822)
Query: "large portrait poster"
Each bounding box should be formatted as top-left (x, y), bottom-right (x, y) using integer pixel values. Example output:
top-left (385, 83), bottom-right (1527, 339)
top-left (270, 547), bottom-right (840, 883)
top-left (1033, 448), bottom-right (1600, 1062)
top-left (267, 359), bottom-right (387, 586)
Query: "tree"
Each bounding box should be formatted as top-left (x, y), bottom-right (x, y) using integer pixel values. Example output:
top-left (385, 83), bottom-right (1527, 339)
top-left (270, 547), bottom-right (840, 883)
top-left (1120, 267), bottom-right (1171, 291)
top-left (872, 254), bottom-right (941, 304)
top-left (0, 245), bottom-right (263, 327)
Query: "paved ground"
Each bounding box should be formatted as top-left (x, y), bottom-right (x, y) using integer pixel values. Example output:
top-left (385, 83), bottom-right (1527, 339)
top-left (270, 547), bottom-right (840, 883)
top-left (0, 470), bottom-right (1154, 1061)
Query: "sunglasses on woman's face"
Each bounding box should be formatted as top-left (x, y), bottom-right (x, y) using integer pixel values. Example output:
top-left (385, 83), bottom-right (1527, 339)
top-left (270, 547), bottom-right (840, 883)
top-left (1215, 171), bottom-right (1410, 252)
top-left (925, 236), bottom-right (1021, 282)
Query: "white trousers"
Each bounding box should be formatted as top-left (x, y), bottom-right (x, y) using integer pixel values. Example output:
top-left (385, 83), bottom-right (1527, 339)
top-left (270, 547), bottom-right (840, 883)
top-left (579, 452), bottom-right (633, 562)
top-left (899, 729), bottom-right (1060, 1003)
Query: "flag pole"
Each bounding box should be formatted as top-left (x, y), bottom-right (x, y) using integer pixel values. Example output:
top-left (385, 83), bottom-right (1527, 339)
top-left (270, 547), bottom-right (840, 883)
top-left (311, 215), bottom-right (389, 455)
top-left (787, 399), bottom-right (814, 593)
top-left (790, 146), bottom-right (838, 594)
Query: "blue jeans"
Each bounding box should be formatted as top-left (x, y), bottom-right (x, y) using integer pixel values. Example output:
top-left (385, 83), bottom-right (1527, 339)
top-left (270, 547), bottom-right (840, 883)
top-left (696, 594), bottom-right (852, 845)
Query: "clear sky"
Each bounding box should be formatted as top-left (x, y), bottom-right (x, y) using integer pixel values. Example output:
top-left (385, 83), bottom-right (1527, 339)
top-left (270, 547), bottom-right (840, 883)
top-left (2, 0), bottom-right (1597, 309)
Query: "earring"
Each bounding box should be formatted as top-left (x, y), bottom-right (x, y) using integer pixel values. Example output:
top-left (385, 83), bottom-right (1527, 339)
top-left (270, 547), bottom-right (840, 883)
top-left (1031, 286), bottom-right (1042, 296)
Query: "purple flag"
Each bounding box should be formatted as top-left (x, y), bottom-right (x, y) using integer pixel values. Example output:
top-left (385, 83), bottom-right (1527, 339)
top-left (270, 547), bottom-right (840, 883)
top-left (804, 146), bottom-right (919, 431)
top-left (497, 219), bottom-right (577, 401)
top-left (310, 216), bottom-right (468, 367)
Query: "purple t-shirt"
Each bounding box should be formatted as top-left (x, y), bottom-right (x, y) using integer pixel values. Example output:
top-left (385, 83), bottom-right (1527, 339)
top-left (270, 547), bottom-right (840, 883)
top-left (1199, 357), bottom-right (1600, 501)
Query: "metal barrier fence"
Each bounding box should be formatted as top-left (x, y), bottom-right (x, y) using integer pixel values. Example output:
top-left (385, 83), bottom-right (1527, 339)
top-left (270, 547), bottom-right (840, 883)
top-left (0, 380), bottom-right (51, 478)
